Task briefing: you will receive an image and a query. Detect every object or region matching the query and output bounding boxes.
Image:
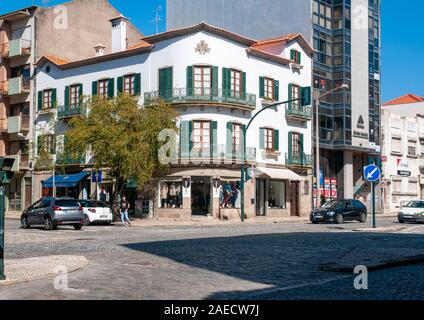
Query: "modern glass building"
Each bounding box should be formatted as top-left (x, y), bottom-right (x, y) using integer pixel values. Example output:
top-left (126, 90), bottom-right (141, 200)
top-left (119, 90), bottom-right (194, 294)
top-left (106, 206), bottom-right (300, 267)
top-left (167, 0), bottom-right (381, 201)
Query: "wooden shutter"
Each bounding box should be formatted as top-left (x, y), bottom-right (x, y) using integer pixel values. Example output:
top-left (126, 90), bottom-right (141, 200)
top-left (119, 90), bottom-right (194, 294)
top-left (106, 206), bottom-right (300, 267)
top-left (107, 78), bottom-right (115, 99)
top-left (37, 135), bottom-right (41, 154)
top-left (301, 86), bottom-right (311, 106)
top-left (273, 80), bottom-right (279, 101)
top-left (64, 86), bottom-right (70, 109)
top-left (180, 121), bottom-right (190, 159)
top-left (222, 67), bottom-right (230, 97)
top-left (92, 81), bottom-right (98, 96)
top-left (288, 132), bottom-right (293, 159)
top-left (226, 122), bottom-right (233, 158)
top-left (290, 49), bottom-right (295, 60)
top-left (240, 124), bottom-right (246, 160)
top-left (259, 77), bottom-right (265, 98)
top-left (259, 128), bottom-right (265, 150)
top-left (51, 88), bottom-right (57, 108)
top-left (166, 68), bottom-right (173, 98)
top-left (274, 129), bottom-right (280, 152)
top-left (212, 66), bottom-right (218, 96)
top-left (300, 133), bottom-right (304, 165)
top-left (297, 51), bottom-right (302, 64)
top-left (78, 84), bottom-right (83, 106)
top-left (117, 76), bottom-right (123, 94)
top-left (288, 84), bottom-right (293, 110)
top-left (37, 91), bottom-right (43, 111)
top-left (134, 73), bottom-right (141, 96)
top-left (242, 71), bottom-right (246, 99)
top-left (186, 66), bottom-right (193, 96)
top-left (211, 121), bottom-right (218, 159)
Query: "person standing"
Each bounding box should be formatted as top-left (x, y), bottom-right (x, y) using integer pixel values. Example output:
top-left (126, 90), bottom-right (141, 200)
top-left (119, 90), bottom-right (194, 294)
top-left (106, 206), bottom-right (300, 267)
top-left (120, 195), bottom-right (131, 226)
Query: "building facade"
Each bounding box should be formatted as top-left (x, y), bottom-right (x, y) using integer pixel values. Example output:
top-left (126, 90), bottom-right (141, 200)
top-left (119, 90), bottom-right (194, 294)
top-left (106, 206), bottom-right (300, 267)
top-left (0, 0), bottom-right (142, 213)
top-left (381, 94), bottom-right (424, 213)
top-left (35, 22), bottom-right (313, 219)
top-left (167, 0), bottom-right (382, 206)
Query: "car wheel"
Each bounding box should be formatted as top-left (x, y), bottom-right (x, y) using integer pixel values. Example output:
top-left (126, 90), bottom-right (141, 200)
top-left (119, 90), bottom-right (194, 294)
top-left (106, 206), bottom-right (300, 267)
top-left (44, 217), bottom-right (54, 231)
top-left (398, 219), bottom-right (404, 224)
top-left (73, 224), bottom-right (83, 230)
top-left (359, 212), bottom-right (367, 223)
top-left (83, 214), bottom-right (90, 226)
top-left (21, 216), bottom-right (30, 229)
top-left (311, 220), bottom-right (319, 224)
top-left (335, 214), bottom-right (344, 224)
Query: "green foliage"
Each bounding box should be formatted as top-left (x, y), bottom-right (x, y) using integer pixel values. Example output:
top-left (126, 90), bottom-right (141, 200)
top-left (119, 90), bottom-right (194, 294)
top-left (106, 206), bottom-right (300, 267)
top-left (66, 94), bottom-right (178, 190)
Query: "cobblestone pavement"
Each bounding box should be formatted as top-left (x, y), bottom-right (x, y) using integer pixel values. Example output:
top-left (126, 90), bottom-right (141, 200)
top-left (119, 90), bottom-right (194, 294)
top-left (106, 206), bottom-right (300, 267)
top-left (1, 217), bottom-right (424, 300)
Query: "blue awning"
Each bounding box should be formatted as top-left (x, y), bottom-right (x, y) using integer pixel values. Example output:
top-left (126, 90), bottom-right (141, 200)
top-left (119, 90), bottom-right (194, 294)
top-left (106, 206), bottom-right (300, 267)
top-left (42, 172), bottom-right (90, 188)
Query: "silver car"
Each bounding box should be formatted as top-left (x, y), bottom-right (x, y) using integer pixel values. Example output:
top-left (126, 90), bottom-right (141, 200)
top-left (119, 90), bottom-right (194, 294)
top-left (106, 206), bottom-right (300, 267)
top-left (21, 197), bottom-right (85, 231)
top-left (398, 200), bottom-right (424, 223)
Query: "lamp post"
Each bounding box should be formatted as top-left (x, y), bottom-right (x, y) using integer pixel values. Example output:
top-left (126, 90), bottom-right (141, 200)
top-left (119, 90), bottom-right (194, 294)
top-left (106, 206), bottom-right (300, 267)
top-left (240, 97), bottom-right (304, 222)
top-left (314, 84), bottom-right (349, 209)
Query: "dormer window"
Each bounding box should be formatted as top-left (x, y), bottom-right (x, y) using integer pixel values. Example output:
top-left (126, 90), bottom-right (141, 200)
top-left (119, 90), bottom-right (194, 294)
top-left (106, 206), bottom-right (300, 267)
top-left (291, 49), bottom-right (302, 65)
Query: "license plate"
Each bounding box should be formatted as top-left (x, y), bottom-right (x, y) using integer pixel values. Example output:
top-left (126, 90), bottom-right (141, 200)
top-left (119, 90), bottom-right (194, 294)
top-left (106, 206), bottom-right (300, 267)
top-left (315, 215), bottom-right (323, 218)
top-left (100, 215), bottom-right (108, 218)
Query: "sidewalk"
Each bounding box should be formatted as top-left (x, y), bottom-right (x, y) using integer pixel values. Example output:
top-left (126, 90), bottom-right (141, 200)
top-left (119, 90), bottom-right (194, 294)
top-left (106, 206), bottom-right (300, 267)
top-left (0, 256), bottom-right (88, 286)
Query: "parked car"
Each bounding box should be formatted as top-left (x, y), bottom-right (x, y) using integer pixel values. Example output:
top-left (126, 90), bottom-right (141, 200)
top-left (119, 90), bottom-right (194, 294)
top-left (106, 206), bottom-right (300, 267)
top-left (310, 199), bottom-right (368, 224)
top-left (79, 199), bottom-right (113, 225)
top-left (21, 197), bottom-right (85, 231)
top-left (398, 200), bottom-right (424, 223)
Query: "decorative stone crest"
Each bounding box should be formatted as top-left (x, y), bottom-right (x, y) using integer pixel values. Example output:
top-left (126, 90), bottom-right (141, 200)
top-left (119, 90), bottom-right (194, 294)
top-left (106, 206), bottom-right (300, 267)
top-left (195, 40), bottom-right (210, 55)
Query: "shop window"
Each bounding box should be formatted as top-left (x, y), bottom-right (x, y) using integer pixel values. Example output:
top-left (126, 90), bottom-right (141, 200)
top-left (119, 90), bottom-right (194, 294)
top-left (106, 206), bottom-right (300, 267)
top-left (219, 181), bottom-right (241, 209)
top-left (268, 180), bottom-right (286, 209)
top-left (159, 181), bottom-right (183, 209)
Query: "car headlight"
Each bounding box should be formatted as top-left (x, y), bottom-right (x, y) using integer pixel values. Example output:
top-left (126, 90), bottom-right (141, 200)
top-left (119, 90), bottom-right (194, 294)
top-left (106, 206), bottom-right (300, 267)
top-left (327, 211), bottom-right (336, 216)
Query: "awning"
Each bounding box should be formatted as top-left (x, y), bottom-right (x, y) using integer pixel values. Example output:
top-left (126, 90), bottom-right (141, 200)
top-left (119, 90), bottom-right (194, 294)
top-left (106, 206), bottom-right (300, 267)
top-left (42, 172), bottom-right (90, 188)
top-left (254, 167), bottom-right (304, 182)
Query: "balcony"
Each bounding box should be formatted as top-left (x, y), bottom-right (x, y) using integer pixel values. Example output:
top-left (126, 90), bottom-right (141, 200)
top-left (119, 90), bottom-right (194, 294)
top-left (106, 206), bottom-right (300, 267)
top-left (285, 153), bottom-right (312, 167)
top-left (57, 104), bottom-right (86, 119)
top-left (5, 153), bottom-right (29, 172)
top-left (144, 88), bottom-right (257, 111)
top-left (5, 76), bottom-right (31, 96)
top-left (7, 115), bottom-right (30, 134)
top-left (285, 105), bottom-right (312, 121)
top-left (0, 39), bottom-right (31, 58)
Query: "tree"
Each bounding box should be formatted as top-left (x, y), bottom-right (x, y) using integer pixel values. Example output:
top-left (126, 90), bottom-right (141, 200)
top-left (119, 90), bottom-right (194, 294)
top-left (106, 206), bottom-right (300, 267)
top-left (65, 94), bottom-right (178, 198)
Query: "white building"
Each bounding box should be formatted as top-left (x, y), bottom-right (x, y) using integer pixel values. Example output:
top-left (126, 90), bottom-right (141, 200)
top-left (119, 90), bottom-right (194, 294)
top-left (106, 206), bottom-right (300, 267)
top-left (381, 94), bottom-right (424, 213)
top-left (34, 22), bottom-right (313, 220)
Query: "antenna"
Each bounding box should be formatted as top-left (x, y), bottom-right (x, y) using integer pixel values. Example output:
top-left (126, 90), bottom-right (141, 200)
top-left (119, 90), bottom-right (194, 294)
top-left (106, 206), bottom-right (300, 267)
top-left (150, 5), bottom-right (162, 35)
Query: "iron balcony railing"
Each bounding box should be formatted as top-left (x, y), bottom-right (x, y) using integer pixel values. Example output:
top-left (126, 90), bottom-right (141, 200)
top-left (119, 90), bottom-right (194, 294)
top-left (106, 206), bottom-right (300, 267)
top-left (285, 152), bottom-right (312, 167)
top-left (144, 88), bottom-right (257, 109)
top-left (285, 105), bottom-right (312, 120)
top-left (57, 104), bottom-right (86, 118)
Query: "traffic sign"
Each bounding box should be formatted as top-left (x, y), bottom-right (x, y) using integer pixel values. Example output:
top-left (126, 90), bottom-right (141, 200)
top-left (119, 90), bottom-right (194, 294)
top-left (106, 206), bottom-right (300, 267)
top-left (364, 165), bottom-right (381, 182)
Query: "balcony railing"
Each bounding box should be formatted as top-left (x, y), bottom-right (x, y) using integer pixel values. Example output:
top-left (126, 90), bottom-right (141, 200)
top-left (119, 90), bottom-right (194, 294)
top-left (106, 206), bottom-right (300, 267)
top-left (145, 88), bottom-right (257, 110)
top-left (5, 153), bottom-right (29, 172)
top-left (57, 104), bottom-right (86, 118)
top-left (285, 152), bottom-right (312, 167)
top-left (285, 105), bottom-right (312, 121)
top-left (8, 39), bottom-right (31, 57)
top-left (7, 115), bottom-right (30, 134)
top-left (7, 76), bottom-right (30, 96)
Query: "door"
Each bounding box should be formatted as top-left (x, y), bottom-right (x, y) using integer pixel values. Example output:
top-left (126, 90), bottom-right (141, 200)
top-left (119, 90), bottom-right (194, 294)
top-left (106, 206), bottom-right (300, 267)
top-left (191, 177), bottom-right (211, 215)
top-left (27, 200), bottom-right (42, 224)
top-left (290, 181), bottom-right (300, 217)
top-left (342, 200), bottom-right (357, 221)
top-left (24, 178), bottom-right (32, 210)
top-left (256, 179), bottom-right (266, 216)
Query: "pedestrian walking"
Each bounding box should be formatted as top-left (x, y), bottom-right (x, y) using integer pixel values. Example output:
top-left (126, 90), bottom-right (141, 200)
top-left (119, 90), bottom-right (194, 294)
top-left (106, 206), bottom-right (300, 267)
top-left (120, 195), bottom-right (131, 226)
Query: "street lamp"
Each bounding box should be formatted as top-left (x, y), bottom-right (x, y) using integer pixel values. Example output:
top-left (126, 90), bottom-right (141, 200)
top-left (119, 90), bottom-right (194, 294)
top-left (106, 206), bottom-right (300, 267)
top-left (240, 96), bottom-right (306, 222)
top-left (314, 84), bottom-right (349, 209)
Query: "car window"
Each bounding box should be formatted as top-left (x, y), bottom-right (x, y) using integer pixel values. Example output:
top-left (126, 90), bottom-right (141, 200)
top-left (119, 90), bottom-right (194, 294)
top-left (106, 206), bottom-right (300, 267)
top-left (31, 200), bottom-right (42, 209)
top-left (40, 199), bottom-right (52, 208)
top-left (79, 200), bottom-right (91, 208)
top-left (93, 201), bottom-right (108, 208)
top-left (55, 199), bottom-right (80, 207)
top-left (405, 201), bottom-right (424, 208)
top-left (352, 200), bottom-right (365, 210)
top-left (322, 201), bottom-right (345, 209)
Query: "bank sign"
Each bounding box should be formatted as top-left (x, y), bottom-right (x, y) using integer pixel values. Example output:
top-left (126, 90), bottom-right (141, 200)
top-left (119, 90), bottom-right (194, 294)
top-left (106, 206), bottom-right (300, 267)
top-left (397, 158), bottom-right (411, 177)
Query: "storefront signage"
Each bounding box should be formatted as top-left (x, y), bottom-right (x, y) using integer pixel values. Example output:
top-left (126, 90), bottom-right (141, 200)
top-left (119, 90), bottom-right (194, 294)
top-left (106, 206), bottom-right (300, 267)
top-left (353, 131), bottom-right (369, 140)
top-left (397, 158), bottom-right (411, 177)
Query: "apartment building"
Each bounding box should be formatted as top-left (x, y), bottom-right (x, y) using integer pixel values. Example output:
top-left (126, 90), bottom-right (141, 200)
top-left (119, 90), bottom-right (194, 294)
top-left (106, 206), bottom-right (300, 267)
top-left (0, 0), bottom-right (142, 213)
top-left (166, 0), bottom-right (382, 206)
top-left (381, 94), bottom-right (424, 213)
top-left (34, 21), bottom-right (313, 219)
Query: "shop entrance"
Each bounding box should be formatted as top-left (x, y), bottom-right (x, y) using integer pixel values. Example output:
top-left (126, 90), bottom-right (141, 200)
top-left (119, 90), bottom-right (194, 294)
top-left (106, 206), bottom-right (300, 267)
top-left (191, 177), bottom-right (211, 215)
top-left (290, 181), bottom-right (300, 216)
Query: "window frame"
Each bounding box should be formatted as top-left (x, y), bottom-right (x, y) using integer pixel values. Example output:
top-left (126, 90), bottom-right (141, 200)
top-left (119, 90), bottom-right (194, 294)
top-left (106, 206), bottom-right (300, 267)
top-left (123, 74), bottom-right (135, 96)
top-left (264, 128), bottom-right (275, 152)
top-left (69, 84), bottom-right (80, 110)
top-left (192, 120), bottom-right (211, 154)
top-left (230, 69), bottom-right (242, 98)
top-left (98, 79), bottom-right (109, 99)
top-left (264, 77), bottom-right (274, 100)
top-left (193, 66), bottom-right (212, 96)
top-left (42, 89), bottom-right (53, 110)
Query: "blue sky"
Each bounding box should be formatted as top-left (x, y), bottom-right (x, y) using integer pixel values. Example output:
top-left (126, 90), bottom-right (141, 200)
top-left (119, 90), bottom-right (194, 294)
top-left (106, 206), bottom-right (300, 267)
top-left (1, 0), bottom-right (423, 102)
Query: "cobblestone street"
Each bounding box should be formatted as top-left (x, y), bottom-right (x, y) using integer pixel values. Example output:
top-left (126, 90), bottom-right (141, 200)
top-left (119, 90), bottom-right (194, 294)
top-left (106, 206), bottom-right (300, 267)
top-left (1, 217), bottom-right (424, 300)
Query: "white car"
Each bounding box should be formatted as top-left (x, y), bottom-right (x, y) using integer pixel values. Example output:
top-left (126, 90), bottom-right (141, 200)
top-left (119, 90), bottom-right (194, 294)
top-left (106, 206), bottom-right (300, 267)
top-left (79, 200), bottom-right (113, 225)
top-left (398, 200), bottom-right (424, 223)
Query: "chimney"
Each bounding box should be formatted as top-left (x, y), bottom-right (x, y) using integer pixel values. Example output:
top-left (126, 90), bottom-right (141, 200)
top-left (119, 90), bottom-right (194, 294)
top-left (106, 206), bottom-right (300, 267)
top-left (94, 43), bottom-right (106, 57)
top-left (110, 15), bottom-right (129, 53)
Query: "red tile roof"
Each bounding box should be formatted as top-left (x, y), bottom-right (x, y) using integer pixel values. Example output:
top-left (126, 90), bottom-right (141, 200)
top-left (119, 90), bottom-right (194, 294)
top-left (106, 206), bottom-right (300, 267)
top-left (383, 94), bottom-right (424, 106)
top-left (252, 33), bottom-right (314, 56)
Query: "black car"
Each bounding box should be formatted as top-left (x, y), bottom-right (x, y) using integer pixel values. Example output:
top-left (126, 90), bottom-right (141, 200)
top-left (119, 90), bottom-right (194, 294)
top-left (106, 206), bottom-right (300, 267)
top-left (310, 199), bottom-right (368, 224)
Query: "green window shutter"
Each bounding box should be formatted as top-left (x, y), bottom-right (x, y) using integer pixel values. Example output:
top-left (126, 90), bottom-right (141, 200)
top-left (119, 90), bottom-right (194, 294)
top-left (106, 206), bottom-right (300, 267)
top-left (274, 80), bottom-right (279, 101)
top-left (274, 129), bottom-right (280, 152)
top-left (288, 83), bottom-right (293, 110)
top-left (37, 91), bottom-right (43, 111)
top-left (78, 84), bottom-right (83, 106)
top-left (301, 86), bottom-right (311, 106)
top-left (64, 86), bottom-right (70, 109)
top-left (186, 66), bottom-right (193, 96)
top-left (117, 76), bottom-right (123, 94)
top-left (211, 121), bottom-right (218, 159)
top-left (159, 69), bottom-right (166, 98)
top-left (37, 135), bottom-right (41, 154)
top-left (240, 124), bottom-right (246, 160)
top-left (212, 66), bottom-right (218, 96)
top-left (51, 89), bottom-right (57, 108)
top-left (300, 133), bottom-right (304, 164)
top-left (297, 51), bottom-right (302, 64)
top-left (226, 122), bottom-right (233, 158)
top-left (288, 132), bottom-right (293, 159)
top-left (222, 67), bottom-right (230, 97)
top-left (134, 73), bottom-right (141, 96)
top-left (242, 71), bottom-right (246, 99)
top-left (107, 78), bottom-right (115, 99)
top-left (92, 81), bottom-right (98, 96)
top-left (166, 68), bottom-right (173, 98)
top-left (259, 77), bottom-right (265, 98)
top-left (180, 121), bottom-right (190, 159)
top-left (290, 49), bottom-right (295, 60)
top-left (259, 128), bottom-right (265, 150)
